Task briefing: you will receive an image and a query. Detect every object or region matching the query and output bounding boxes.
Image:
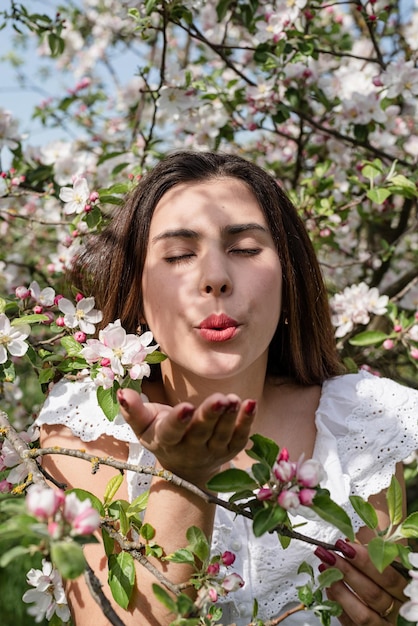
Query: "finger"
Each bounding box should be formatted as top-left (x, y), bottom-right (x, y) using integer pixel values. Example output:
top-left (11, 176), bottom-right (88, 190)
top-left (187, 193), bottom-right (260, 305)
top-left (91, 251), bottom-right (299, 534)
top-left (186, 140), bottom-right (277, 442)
top-left (334, 540), bottom-right (407, 602)
top-left (117, 388), bottom-right (156, 439)
top-left (209, 397), bottom-right (257, 453)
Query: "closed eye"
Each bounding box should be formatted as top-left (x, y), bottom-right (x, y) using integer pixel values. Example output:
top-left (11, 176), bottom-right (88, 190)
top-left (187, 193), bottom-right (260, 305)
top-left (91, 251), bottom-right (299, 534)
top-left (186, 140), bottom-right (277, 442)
top-left (165, 253), bottom-right (195, 264)
top-left (230, 248), bottom-right (261, 256)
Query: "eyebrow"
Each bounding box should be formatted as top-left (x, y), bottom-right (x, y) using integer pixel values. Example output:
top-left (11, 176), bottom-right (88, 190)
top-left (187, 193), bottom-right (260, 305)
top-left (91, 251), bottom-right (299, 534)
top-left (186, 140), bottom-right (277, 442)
top-left (151, 223), bottom-right (268, 244)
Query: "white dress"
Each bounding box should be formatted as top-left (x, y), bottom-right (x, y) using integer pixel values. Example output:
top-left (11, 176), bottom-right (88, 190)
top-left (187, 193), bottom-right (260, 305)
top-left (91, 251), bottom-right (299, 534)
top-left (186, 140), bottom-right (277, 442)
top-left (36, 370), bottom-right (418, 625)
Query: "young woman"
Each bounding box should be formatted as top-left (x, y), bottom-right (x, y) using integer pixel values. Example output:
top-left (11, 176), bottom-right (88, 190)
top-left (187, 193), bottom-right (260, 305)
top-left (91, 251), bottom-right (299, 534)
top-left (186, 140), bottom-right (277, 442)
top-left (37, 151), bottom-right (417, 626)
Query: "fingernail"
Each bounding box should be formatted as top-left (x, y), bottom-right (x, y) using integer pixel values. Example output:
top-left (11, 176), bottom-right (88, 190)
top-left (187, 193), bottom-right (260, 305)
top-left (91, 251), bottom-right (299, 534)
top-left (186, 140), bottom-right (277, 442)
top-left (227, 400), bottom-right (240, 413)
top-left (212, 400), bottom-right (228, 412)
top-left (117, 389), bottom-right (129, 410)
top-left (314, 546), bottom-right (336, 566)
top-left (335, 539), bottom-right (356, 559)
top-left (245, 400), bottom-right (257, 416)
top-left (179, 406), bottom-right (195, 423)
top-left (318, 563), bottom-right (327, 573)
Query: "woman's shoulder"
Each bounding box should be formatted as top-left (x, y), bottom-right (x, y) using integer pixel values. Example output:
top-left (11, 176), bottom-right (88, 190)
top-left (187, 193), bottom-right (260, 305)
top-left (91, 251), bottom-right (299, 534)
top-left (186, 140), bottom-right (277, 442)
top-left (35, 377), bottom-right (139, 444)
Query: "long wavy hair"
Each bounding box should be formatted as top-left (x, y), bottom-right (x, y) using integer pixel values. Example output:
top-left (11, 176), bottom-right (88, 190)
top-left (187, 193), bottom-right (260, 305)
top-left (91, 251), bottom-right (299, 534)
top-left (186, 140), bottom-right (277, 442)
top-left (70, 151), bottom-right (343, 385)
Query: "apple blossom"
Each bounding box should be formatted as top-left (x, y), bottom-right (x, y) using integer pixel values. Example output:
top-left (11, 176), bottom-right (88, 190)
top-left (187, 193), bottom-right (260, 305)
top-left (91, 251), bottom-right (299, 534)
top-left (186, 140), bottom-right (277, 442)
top-left (59, 176), bottom-right (90, 215)
top-left (221, 551), bottom-right (236, 566)
top-left (22, 559), bottom-right (70, 623)
top-left (277, 489), bottom-right (301, 511)
top-left (29, 280), bottom-right (55, 307)
top-left (63, 492), bottom-right (100, 535)
top-left (296, 458), bottom-right (325, 488)
top-left (58, 296), bottom-right (103, 334)
top-left (221, 573), bottom-right (245, 593)
top-left (26, 485), bottom-right (65, 521)
top-left (0, 314), bottom-right (31, 364)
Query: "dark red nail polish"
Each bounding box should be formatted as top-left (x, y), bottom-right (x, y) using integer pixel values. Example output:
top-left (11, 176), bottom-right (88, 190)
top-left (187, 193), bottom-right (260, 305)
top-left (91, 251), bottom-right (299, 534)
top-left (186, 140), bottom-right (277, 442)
top-left (212, 400), bottom-right (227, 412)
top-left (227, 401), bottom-right (239, 413)
top-left (335, 539), bottom-right (356, 559)
top-left (179, 406), bottom-right (194, 422)
top-left (117, 389), bottom-right (128, 410)
top-left (245, 400), bottom-right (257, 415)
top-left (318, 563), bottom-right (327, 573)
top-left (314, 546), bottom-right (336, 566)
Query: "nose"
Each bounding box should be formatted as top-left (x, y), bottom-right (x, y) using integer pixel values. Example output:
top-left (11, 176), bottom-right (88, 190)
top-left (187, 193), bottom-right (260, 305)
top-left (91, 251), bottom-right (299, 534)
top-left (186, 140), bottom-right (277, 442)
top-left (199, 252), bottom-right (232, 297)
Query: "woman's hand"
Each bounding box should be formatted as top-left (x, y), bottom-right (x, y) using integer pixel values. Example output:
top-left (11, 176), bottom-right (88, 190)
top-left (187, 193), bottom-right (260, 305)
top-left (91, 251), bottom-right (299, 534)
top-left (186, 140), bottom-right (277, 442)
top-left (314, 540), bottom-right (407, 625)
top-left (117, 388), bottom-right (256, 485)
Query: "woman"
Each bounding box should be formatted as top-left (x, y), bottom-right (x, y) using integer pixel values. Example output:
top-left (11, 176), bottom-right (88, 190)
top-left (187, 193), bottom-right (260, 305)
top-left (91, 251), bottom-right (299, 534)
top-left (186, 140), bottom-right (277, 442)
top-left (37, 151), bottom-right (417, 625)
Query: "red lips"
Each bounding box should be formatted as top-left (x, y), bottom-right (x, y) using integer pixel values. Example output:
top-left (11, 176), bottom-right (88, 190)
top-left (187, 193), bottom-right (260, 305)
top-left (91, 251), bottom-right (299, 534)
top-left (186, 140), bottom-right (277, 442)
top-left (198, 314), bottom-right (239, 342)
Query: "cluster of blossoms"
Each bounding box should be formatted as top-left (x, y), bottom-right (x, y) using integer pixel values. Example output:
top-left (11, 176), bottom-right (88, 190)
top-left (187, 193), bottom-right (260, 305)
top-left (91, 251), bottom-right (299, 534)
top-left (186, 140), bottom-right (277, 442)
top-left (21, 484), bottom-right (101, 623)
top-left (59, 176), bottom-right (100, 215)
top-left (81, 319), bottom-right (158, 389)
top-left (0, 424), bottom-right (39, 490)
top-left (257, 448), bottom-right (324, 513)
top-left (26, 483), bottom-right (101, 538)
top-left (197, 550), bottom-right (244, 606)
top-left (330, 282), bottom-right (389, 338)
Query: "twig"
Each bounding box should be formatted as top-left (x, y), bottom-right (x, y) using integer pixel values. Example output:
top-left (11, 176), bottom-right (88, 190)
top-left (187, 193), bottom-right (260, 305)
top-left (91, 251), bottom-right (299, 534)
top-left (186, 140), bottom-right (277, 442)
top-left (84, 562), bottom-right (128, 626)
top-left (0, 411), bottom-right (44, 484)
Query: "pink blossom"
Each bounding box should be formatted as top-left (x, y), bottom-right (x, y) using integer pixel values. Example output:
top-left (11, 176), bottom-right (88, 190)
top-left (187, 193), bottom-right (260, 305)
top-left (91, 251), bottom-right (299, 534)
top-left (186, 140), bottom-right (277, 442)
top-left (74, 331), bottom-right (86, 343)
top-left (64, 493), bottom-right (100, 535)
top-left (208, 587), bottom-right (218, 602)
top-left (278, 447), bottom-right (289, 462)
top-left (257, 486), bottom-right (274, 501)
top-left (56, 316), bottom-right (66, 327)
top-left (298, 488), bottom-right (317, 506)
top-left (274, 460), bottom-right (296, 482)
top-left (296, 458), bottom-right (324, 487)
top-left (221, 551), bottom-right (236, 566)
top-left (383, 339), bottom-right (394, 350)
top-left (222, 573), bottom-right (245, 593)
top-left (26, 485), bottom-right (65, 520)
top-left (278, 489), bottom-right (300, 511)
top-left (15, 286), bottom-right (31, 299)
top-left (207, 562), bottom-right (220, 575)
top-left (0, 478), bottom-right (12, 493)
top-left (410, 348), bottom-right (418, 360)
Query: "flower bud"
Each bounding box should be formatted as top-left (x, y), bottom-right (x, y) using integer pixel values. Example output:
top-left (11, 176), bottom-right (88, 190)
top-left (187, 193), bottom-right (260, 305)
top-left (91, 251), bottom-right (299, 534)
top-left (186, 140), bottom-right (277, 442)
top-left (26, 485), bottom-right (65, 520)
top-left (221, 551), bottom-right (236, 566)
top-left (274, 460), bottom-right (295, 482)
top-left (296, 458), bottom-right (324, 488)
top-left (277, 489), bottom-right (300, 511)
top-left (207, 562), bottom-right (220, 575)
top-left (298, 488), bottom-right (316, 506)
top-left (72, 506), bottom-right (101, 535)
top-left (222, 573), bottom-right (245, 593)
top-left (208, 587), bottom-right (218, 602)
top-left (15, 286), bottom-right (31, 299)
top-left (257, 487), bottom-right (273, 501)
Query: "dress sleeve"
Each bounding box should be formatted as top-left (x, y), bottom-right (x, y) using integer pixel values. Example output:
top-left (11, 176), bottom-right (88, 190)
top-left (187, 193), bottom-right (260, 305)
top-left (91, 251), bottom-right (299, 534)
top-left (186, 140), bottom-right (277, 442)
top-left (314, 370), bottom-right (418, 527)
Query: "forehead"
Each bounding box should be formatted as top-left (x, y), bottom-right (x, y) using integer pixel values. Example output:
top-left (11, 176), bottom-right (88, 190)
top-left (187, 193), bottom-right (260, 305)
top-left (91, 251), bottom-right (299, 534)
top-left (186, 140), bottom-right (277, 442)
top-left (150, 177), bottom-right (268, 232)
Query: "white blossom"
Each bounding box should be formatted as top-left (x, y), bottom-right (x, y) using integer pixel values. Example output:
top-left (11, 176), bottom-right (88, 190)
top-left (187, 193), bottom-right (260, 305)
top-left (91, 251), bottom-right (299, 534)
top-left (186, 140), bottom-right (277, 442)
top-left (58, 297), bottom-right (103, 334)
top-left (22, 560), bottom-right (70, 623)
top-left (0, 314), bottom-right (31, 364)
top-left (59, 177), bottom-right (91, 215)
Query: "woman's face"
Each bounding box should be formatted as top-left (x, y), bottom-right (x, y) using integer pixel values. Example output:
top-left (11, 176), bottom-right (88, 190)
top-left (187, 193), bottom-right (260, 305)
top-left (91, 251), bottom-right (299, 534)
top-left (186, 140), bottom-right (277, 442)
top-left (142, 177), bottom-right (283, 382)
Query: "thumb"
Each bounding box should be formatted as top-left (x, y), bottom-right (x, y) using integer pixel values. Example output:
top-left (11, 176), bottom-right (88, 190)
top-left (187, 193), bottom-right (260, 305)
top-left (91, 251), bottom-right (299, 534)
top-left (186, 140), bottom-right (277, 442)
top-left (117, 388), bottom-right (155, 439)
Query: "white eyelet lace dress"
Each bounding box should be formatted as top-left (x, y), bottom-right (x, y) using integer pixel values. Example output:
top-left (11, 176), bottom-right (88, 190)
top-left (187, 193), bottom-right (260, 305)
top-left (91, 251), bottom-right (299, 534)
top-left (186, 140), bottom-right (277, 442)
top-left (36, 370), bottom-right (418, 626)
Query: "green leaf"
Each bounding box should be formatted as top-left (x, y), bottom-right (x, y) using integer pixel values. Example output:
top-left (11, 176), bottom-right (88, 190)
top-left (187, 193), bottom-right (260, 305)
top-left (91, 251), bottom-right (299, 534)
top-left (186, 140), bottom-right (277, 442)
top-left (38, 367), bottom-right (55, 384)
top-left (312, 491), bottom-right (355, 541)
top-left (253, 505), bottom-right (287, 537)
top-left (127, 491), bottom-right (149, 515)
top-left (206, 468), bottom-right (258, 492)
top-left (366, 188), bottom-right (391, 204)
top-left (108, 552), bottom-right (135, 609)
top-left (103, 474), bottom-right (124, 506)
top-left (297, 561), bottom-right (314, 578)
top-left (348, 331), bottom-right (388, 346)
top-left (387, 475), bottom-right (403, 526)
top-left (367, 537), bottom-right (398, 572)
top-left (297, 583), bottom-right (314, 606)
top-left (11, 314), bottom-right (48, 325)
top-left (251, 462), bottom-right (271, 485)
top-left (97, 385), bottom-right (120, 421)
top-left (51, 541), bottom-right (86, 579)
top-left (349, 496), bottom-right (378, 529)
top-left (318, 567), bottom-right (344, 589)
top-left (140, 522), bottom-right (155, 541)
top-left (164, 548), bottom-right (195, 565)
top-left (60, 335), bottom-right (83, 356)
top-left (152, 583), bottom-right (177, 612)
top-left (247, 434), bottom-right (279, 468)
top-left (186, 526), bottom-right (209, 562)
top-left (399, 512), bottom-right (418, 538)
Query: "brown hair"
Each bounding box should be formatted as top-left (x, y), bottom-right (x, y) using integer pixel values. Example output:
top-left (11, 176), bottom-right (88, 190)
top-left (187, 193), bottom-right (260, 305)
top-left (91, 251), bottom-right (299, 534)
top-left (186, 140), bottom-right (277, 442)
top-left (71, 151), bottom-right (343, 385)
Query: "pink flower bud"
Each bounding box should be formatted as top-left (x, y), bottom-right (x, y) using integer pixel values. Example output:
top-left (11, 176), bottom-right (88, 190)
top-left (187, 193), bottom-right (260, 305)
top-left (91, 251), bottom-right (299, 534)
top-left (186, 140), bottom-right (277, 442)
top-left (47, 520), bottom-right (61, 539)
top-left (56, 316), bottom-right (66, 327)
top-left (383, 339), bottom-right (394, 350)
top-left (74, 331), bottom-right (86, 343)
top-left (222, 573), bottom-right (245, 593)
top-left (15, 286), bottom-right (31, 299)
top-left (298, 488), bottom-right (317, 506)
top-left (42, 311), bottom-right (55, 325)
top-left (100, 358), bottom-right (111, 367)
top-left (296, 458), bottom-right (324, 487)
top-left (75, 293), bottom-right (84, 302)
top-left (221, 551), bottom-right (236, 566)
top-left (0, 479), bottom-right (12, 493)
top-left (411, 348), bottom-right (418, 360)
top-left (207, 562), bottom-right (220, 575)
top-left (278, 489), bottom-right (300, 511)
top-left (274, 460), bottom-right (295, 482)
top-left (54, 295), bottom-right (64, 305)
top-left (33, 305), bottom-right (43, 314)
top-left (208, 587), bottom-right (218, 602)
top-left (394, 324), bottom-right (402, 332)
top-left (278, 447), bottom-right (289, 462)
top-left (89, 191), bottom-right (99, 203)
top-left (72, 506), bottom-right (101, 535)
top-left (257, 487), bottom-right (274, 501)
top-left (26, 485), bottom-right (65, 520)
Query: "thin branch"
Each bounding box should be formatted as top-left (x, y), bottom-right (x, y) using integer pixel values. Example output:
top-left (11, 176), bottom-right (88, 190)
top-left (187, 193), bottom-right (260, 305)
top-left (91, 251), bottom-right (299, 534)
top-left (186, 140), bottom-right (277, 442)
top-left (84, 562), bottom-right (128, 626)
top-left (0, 411), bottom-right (44, 484)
